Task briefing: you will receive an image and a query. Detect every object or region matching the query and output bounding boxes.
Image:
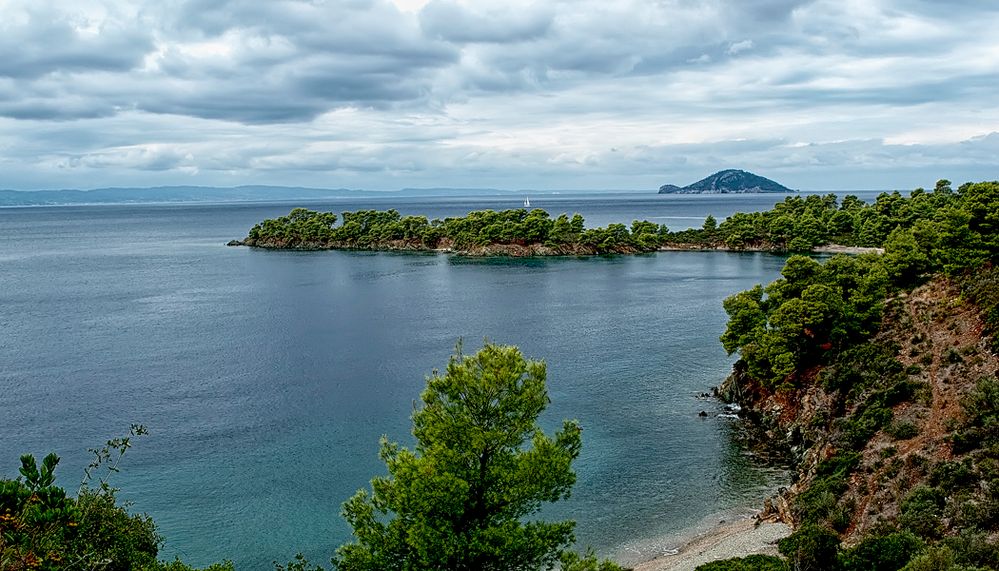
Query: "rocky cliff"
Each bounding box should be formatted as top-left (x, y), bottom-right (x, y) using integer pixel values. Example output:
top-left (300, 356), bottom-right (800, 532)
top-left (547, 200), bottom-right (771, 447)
top-left (719, 274), bottom-right (999, 548)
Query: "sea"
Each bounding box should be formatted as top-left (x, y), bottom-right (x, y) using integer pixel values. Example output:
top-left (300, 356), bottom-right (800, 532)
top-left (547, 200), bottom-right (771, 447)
top-left (0, 191), bottom-right (884, 568)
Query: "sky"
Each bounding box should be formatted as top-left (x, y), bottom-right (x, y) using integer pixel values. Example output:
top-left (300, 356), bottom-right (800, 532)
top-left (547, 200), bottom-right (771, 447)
top-left (1, 0), bottom-right (998, 191)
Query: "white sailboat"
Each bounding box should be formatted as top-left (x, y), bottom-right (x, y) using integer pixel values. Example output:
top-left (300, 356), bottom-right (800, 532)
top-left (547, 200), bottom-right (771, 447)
top-left (523, 197), bottom-right (531, 208)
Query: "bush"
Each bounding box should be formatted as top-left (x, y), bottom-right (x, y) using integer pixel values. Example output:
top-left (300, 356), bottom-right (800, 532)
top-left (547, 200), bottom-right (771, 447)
top-left (942, 530), bottom-right (999, 570)
top-left (900, 546), bottom-right (959, 571)
top-left (899, 486), bottom-right (946, 539)
top-left (0, 429), bottom-right (231, 571)
top-left (696, 554), bottom-right (789, 571)
top-left (778, 524), bottom-right (840, 571)
top-left (839, 530), bottom-right (923, 571)
top-left (888, 420), bottom-right (921, 440)
top-left (794, 453), bottom-right (860, 527)
top-left (952, 376), bottom-right (999, 454)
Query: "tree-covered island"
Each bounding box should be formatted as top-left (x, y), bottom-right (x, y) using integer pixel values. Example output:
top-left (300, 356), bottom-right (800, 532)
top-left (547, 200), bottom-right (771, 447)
top-left (229, 183), bottom-right (961, 256)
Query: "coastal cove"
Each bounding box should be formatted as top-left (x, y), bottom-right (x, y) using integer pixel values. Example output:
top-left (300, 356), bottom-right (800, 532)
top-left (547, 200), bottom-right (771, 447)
top-left (1, 194), bottom-right (867, 568)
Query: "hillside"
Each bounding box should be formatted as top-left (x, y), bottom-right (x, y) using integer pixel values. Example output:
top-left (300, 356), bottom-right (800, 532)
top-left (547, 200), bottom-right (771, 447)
top-left (658, 170), bottom-right (794, 194)
top-left (706, 180), bottom-right (999, 570)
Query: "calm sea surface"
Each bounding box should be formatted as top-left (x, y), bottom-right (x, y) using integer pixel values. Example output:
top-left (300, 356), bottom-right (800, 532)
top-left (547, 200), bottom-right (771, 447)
top-left (0, 192), bottom-right (881, 568)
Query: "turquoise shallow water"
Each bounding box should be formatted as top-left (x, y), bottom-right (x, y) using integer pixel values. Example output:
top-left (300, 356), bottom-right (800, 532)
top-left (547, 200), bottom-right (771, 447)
top-left (0, 194), bottom-right (807, 567)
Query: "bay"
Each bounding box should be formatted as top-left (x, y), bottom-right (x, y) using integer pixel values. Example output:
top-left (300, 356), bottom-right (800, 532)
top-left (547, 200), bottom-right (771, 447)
top-left (0, 192), bottom-right (874, 567)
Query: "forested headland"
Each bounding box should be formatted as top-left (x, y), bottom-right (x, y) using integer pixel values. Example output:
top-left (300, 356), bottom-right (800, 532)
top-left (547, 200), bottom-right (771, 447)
top-left (231, 181), bottom-right (963, 256)
top-left (705, 180), bottom-right (999, 571)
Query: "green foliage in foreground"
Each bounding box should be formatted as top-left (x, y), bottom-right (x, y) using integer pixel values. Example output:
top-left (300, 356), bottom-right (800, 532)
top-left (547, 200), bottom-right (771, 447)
top-left (331, 342), bottom-right (621, 571)
top-left (246, 207), bottom-right (669, 254)
top-left (4, 344), bottom-right (625, 571)
top-left (0, 426), bottom-right (230, 571)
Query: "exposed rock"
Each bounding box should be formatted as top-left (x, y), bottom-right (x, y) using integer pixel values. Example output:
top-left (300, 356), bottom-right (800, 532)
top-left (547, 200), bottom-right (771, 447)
top-left (729, 276), bottom-right (998, 539)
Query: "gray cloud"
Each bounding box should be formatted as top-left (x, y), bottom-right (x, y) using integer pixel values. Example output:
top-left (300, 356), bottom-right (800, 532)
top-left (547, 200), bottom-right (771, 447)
top-left (420, 0), bottom-right (554, 43)
top-left (0, 4), bottom-right (153, 79)
top-left (0, 0), bottom-right (997, 189)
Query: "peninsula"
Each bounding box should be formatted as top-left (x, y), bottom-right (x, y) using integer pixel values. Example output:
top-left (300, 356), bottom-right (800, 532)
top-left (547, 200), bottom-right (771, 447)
top-left (690, 179), bottom-right (999, 571)
top-left (229, 191), bottom-right (919, 256)
top-left (658, 169), bottom-right (794, 194)
top-left (228, 207), bottom-right (669, 255)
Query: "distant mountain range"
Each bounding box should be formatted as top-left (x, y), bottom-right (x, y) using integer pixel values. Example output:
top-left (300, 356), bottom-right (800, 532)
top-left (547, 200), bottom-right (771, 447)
top-left (658, 170), bottom-right (795, 194)
top-left (0, 185), bottom-right (532, 206)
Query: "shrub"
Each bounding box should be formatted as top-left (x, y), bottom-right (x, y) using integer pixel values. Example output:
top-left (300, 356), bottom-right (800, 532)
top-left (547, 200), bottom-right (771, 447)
top-left (899, 486), bottom-right (946, 539)
top-left (778, 524), bottom-right (840, 571)
top-left (839, 530), bottom-right (923, 571)
top-left (888, 420), bottom-right (921, 440)
top-left (942, 530), bottom-right (999, 570)
top-left (696, 554), bottom-right (789, 571)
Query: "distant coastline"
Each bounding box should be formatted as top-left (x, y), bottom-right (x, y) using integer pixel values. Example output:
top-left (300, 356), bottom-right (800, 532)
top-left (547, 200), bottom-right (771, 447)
top-left (0, 185), bottom-right (901, 207)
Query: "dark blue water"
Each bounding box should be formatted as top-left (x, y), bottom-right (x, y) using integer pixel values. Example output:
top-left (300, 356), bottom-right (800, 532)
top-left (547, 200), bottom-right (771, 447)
top-left (0, 193), bottom-right (862, 567)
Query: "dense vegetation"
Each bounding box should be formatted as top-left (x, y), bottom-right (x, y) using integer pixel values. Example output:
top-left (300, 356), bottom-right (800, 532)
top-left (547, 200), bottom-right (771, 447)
top-left (0, 426), bottom-right (231, 570)
top-left (331, 342), bottom-right (621, 571)
top-left (721, 181), bottom-right (999, 389)
top-left (237, 207), bottom-right (668, 255)
top-left (715, 181), bottom-right (999, 571)
top-left (238, 180), bottom-right (987, 257)
top-left (670, 179), bottom-right (972, 252)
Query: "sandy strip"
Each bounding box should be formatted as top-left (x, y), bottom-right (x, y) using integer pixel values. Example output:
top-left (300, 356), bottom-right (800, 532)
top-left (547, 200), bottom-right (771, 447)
top-left (630, 517), bottom-right (791, 571)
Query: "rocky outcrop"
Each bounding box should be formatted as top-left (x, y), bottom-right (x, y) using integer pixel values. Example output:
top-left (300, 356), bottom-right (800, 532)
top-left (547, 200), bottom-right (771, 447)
top-left (721, 277), bottom-right (998, 540)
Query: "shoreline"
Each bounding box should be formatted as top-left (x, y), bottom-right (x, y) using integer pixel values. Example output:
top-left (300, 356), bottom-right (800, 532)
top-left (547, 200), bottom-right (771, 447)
top-left (624, 511), bottom-right (790, 571)
top-left (228, 240), bottom-right (884, 257)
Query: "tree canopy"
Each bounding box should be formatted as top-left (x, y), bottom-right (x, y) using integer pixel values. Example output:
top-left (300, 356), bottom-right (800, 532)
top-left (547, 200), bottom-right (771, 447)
top-left (334, 342), bottom-right (604, 571)
top-left (242, 207), bottom-right (668, 255)
top-left (721, 181), bottom-right (999, 387)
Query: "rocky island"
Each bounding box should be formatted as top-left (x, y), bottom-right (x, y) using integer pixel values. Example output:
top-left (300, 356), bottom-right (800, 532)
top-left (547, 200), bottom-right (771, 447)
top-left (659, 169), bottom-right (795, 194)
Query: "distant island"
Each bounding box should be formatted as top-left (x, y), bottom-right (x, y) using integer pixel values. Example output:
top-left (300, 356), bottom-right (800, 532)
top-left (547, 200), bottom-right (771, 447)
top-left (658, 169), bottom-right (795, 194)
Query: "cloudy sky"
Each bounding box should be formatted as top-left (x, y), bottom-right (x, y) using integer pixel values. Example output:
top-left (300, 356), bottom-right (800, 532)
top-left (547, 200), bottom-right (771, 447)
top-left (2, 0), bottom-right (997, 191)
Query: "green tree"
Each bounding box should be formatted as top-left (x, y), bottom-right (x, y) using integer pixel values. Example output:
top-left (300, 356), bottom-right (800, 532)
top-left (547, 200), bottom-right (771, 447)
top-left (703, 215), bottom-right (718, 232)
top-left (778, 524), bottom-right (840, 571)
top-left (335, 343), bottom-right (585, 571)
top-left (0, 428), bottom-right (232, 571)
